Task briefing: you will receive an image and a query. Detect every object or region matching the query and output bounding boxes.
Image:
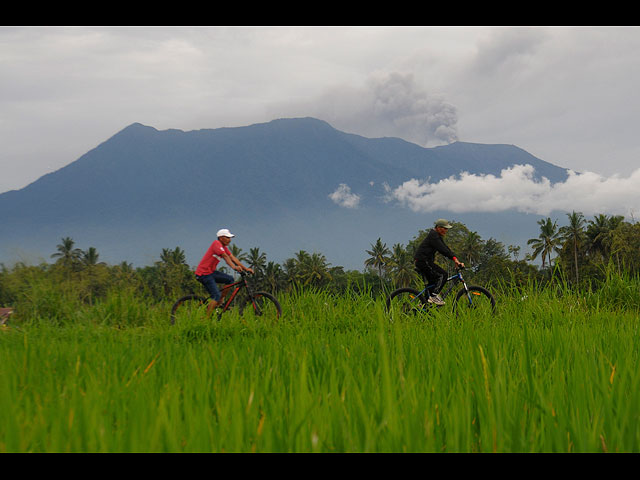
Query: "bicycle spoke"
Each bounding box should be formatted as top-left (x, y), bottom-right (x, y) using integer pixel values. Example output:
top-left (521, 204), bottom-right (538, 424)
top-left (454, 286), bottom-right (496, 316)
top-left (242, 292), bottom-right (282, 319)
top-left (386, 288), bottom-right (427, 318)
top-left (170, 295), bottom-right (208, 324)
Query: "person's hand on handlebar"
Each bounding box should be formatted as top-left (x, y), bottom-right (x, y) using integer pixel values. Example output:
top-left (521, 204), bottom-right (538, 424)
top-left (453, 257), bottom-right (465, 269)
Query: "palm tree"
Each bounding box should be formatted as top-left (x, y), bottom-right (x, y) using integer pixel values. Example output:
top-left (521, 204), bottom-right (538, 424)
top-left (51, 237), bottom-right (83, 269)
top-left (527, 217), bottom-right (561, 269)
top-left (387, 243), bottom-right (417, 288)
top-left (82, 247), bottom-right (104, 267)
top-left (115, 261), bottom-right (135, 282)
top-left (559, 211), bottom-right (586, 284)
top-left (230, 244), bottom-right (248, 264)
top-left (459, 230), bottom-right (483, 270)
top-left (160, 247), bottom-right (186, 266)
top-left (247, 247), bottom-right (267, 276)
top-left (263, 261), bottom-right (284, 292)
top-left (365, 238), bottom-right (390, 279)
top-left (586, 214), bottom-right (609, 260)
top-left (609, 221), bottom-right (640, 273)
top-left (294, 250), bottom-right (311, 264)
top-left (298, 252), bottom-right (332, 288)
top-left (586, 214), bottom-right (624, 263)
top-left (281, 251), bottom-right (312, 286)
top-left (118, 261), bottom-right (134, 273)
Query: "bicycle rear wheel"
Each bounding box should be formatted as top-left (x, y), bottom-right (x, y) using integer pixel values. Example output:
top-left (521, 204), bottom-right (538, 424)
top-left (170, 294), bottom-right (207, 324)
top-left (453, 286), bottom-right (496, 316)
top-left (240, 291), bottom-right (282, 319)
top-left (386, 287), bottom-right (428, 317)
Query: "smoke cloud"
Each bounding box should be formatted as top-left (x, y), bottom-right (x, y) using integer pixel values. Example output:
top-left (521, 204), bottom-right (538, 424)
top-left (388, 164), bottom-right (640, 218)
top-left (269, 71), bottom-right (458, 147)
top-left (366, 72), bottom-right (458, 145)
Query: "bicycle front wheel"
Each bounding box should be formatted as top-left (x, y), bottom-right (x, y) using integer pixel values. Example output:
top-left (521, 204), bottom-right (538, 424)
top-left (386, 287), bottom-right (427, 317)
top-left (241, 291), bottom-right (282, 319)
top-left (453, 286), bottom-right (496, 316)
top-left (170, 294), bottom-right (207, 324)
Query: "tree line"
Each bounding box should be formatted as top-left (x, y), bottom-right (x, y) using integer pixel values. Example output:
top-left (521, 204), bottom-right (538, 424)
top-left (525, 212), bottom-right (640, 286)
top-left (1, 212), bottom-right (639, 308)
top-left (364, 212), bottom-right (640, 293)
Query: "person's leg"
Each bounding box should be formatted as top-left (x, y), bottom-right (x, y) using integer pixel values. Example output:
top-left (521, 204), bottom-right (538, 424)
top-left (196, 274), bottom-right (222, 315)
top-left (415, 261), bottom-right (440, 290)
top-left (414, 261), bottom-right (446, 305)
top-left (429, 264), bottom-right (447, 295)
top-left (210, 271), bottom-right (235, 308)
top-left (415, 260), bottom-right (436, 297)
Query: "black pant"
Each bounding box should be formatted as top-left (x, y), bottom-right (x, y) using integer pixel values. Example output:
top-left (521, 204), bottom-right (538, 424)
top-left (414, 259), bottom-right (447, 294)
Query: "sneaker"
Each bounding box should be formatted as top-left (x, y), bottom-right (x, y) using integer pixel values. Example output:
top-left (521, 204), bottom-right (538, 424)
top-left (428, 294), bottom-right (445, 306)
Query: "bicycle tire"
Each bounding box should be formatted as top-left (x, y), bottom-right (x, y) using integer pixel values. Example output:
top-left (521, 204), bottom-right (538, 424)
top-left (453, 286), bottom-right (496, 315)
top-left (170, 294), bottom-right (207, 325)
top-left (386, 287), bottom-right (426, 316)
top-left (240, 291), bottom-right (282, 319)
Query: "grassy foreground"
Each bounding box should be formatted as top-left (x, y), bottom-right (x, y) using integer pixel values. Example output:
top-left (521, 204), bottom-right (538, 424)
top-left (1, 276), bottom-right (640, 453)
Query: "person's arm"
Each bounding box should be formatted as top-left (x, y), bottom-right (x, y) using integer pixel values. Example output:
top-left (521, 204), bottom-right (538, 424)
top-left (229, 252), bottom-right (254, 273)
top-left (221, 252), bottom-right (254, 273)
top-left (434, 235), bottom-right (465, 268)
top-left (452, 256), bottom-right (465, 269)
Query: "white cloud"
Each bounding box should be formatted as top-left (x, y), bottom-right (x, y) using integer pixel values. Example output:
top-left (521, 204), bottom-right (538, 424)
top-left (388, 164), bottom-right (640, 218)
top-left (329, 184), bottom-right (360, 209)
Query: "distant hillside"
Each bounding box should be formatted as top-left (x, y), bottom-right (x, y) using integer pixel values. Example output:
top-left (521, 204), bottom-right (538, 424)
top-left (0, 117), bottom-right (568, 269)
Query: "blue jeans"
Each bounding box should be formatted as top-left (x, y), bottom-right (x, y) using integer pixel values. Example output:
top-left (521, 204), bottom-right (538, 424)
top-left (196, 271), bottom-right (234, 301)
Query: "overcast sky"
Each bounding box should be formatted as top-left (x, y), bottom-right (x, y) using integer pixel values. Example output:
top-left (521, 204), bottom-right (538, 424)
top-left (2, 26), bottom-right (639, 217)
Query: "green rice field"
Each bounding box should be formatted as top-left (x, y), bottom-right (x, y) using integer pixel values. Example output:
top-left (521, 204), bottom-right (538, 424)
top-left (2, 275), bottom-right (640, 453)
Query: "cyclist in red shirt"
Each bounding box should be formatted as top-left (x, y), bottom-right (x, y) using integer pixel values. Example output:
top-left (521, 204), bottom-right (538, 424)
top-left (195, 228), bottom-right (253, 315)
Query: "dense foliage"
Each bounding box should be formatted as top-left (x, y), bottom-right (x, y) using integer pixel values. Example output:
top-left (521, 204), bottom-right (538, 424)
top-left (2, 213), bottom-right (639, 317)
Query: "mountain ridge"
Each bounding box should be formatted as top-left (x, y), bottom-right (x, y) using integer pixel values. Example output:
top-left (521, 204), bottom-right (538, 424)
top-left (0, 117), bottom-right (568, 269)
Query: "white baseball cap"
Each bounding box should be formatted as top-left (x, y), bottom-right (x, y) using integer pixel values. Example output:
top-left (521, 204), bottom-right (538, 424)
top-left (216, 228), bottom-right (235, 238)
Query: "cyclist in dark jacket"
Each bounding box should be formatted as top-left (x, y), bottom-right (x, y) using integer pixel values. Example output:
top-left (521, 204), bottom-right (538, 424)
top-left (414, 219), bottom-right (464, 305)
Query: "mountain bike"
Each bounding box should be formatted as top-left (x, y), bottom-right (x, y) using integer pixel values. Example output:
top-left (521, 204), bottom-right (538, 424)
top-left (385, 266), bottom-right (495, 318)
top-left (170, 271), bottom-right (281, 324)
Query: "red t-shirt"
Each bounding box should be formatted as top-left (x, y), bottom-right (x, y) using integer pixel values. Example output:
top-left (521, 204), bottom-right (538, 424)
top-left (195, 240), bottom-right (231, 276)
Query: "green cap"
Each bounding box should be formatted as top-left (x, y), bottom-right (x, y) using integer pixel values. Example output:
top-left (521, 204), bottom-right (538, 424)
top-left (435, 219), bottom-right (453, 229)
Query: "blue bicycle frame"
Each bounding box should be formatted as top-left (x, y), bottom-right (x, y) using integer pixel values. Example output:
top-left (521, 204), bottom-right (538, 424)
top-left (418, 270), bottom-right (465, 302)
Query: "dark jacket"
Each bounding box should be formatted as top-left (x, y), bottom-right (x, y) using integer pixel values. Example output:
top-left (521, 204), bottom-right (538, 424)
top-left (414, 228), bottom-right (456, 265)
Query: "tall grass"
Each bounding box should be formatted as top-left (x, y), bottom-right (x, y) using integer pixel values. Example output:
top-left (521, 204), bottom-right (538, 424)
top-left (1, 274), bottom-right (640, 452)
